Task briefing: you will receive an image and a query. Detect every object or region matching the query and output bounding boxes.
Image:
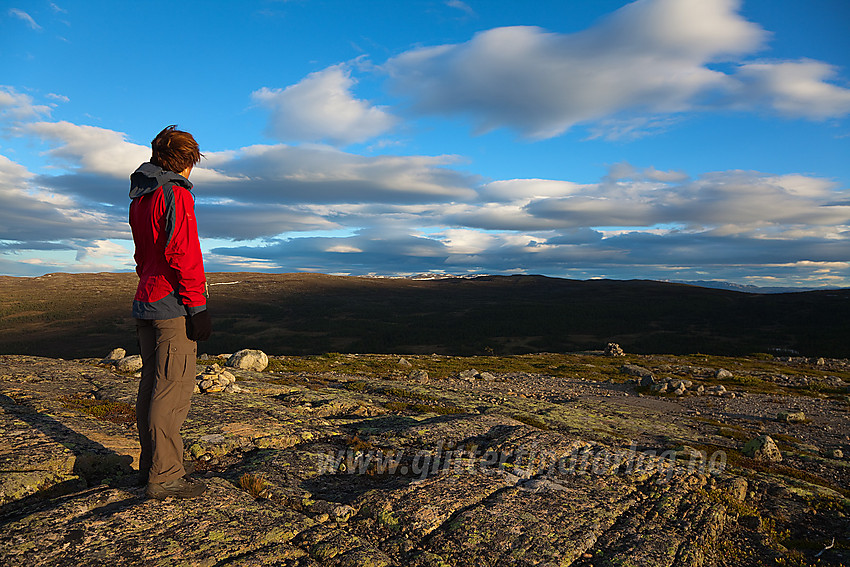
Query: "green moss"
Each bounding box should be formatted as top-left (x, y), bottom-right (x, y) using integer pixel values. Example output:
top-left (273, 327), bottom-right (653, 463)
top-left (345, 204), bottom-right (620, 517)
top-left (377, 508), bottom-right (400, 529)
top-left (383, 400), bottom-right (463, 415)
top-left (510, 413), bottom-right (549, 430)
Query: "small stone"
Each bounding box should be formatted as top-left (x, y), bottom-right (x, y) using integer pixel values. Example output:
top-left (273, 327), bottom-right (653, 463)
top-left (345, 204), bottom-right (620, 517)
top-left (639, 375), bottom-right (656, 387)
top-left (200, 379), bottom-right (214, 390)
top-left (726, 477), bottom-right (748, 502)
top-left (115, 355), bottom-right (143, 373)
top-left (333, 504), bottom-right (356, 522)
top-left (716, 368), bottom-right (733, 379)
top-left (188, 443), bottom-right (206, 459)
top-left (398, 357), bottom-right (413, 367)
top-left (672, 383), bottom-right (686, 396)
top-left (103, 348), bottom-right (126, 361)
top-left (458, 369), bottom-right (479, 380)
top-left (829, 449), bottom-right (843, 459)
top-left (409, 369), bottom-right (429, 383)
top-left (478, 372), bottom-right (496, 381)
top-left (651, 382), bottom-right (668, 394)
top-left (777, 410), bottom-right (806, 423)
top-left (622, 364), bottom-right (653, 379)
top-left (743, 435), bottom-right (783, 462)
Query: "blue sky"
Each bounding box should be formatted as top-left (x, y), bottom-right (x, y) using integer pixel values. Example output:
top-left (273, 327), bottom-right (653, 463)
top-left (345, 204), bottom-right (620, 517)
top-left (2, 0), bottom-right (849, 287)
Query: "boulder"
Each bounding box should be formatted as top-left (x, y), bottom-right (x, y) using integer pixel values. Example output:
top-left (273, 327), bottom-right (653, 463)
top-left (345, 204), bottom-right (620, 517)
top-left (226, 349), bottom-right (268, 372)
top-left (115, 355), bottom-right (143, 373)
top-left (742, 435), bottom-right (782, 462)
top-left (716, 368), bottom-right (733, 379)
top-left (398, 357), bottom-right (413, 367)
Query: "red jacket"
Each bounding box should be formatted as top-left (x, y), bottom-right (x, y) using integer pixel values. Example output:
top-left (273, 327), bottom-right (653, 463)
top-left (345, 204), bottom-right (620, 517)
top-left (129, 162), bottom-right (207, 319)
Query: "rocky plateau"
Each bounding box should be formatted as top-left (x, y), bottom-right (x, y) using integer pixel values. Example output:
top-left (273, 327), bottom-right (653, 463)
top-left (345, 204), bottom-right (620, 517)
top-left (1, 348), bottom-right (848, 566)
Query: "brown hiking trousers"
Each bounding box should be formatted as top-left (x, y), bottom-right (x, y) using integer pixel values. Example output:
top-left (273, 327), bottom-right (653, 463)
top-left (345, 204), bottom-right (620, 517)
top-left (136, 317), bottom-right (197, 484)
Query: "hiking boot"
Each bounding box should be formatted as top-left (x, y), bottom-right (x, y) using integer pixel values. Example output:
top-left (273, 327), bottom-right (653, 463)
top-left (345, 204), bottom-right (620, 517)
top-left (137, 462), bottom-right (196, 486)
top-left (146, 477), bottom-right (207, 500)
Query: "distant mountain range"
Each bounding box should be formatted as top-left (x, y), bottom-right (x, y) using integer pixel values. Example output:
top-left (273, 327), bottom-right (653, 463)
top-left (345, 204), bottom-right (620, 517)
top-left (668, 280), bottom-right (844, 294)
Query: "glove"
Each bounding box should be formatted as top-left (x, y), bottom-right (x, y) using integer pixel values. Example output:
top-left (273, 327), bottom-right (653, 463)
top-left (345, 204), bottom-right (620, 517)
top-left (188, 310), bottom-right (212, 341)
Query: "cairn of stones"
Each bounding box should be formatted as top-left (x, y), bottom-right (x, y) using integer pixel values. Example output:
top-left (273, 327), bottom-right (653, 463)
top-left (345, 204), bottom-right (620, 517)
top-left (195, 363), bottom-right (244, 394)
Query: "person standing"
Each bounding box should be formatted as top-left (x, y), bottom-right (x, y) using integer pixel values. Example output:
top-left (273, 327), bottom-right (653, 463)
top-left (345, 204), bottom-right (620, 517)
top-left (129, 125), bottom-right (211, 499)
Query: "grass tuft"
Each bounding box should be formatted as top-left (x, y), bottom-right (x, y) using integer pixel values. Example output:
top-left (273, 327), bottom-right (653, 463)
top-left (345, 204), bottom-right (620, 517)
top-left (238, 473), bottom-right (269, 498)
top-left (61, 394), bottom-right (136, 425)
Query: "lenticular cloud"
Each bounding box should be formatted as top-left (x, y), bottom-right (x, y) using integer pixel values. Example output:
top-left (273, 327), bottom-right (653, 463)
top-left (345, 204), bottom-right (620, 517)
top-left (384, 0), bottom-right (849, 139)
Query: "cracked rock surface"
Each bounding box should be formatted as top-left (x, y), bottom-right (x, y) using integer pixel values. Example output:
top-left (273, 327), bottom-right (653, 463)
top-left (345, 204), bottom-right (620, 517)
top-left (1, 353), bottom-right (848, 566)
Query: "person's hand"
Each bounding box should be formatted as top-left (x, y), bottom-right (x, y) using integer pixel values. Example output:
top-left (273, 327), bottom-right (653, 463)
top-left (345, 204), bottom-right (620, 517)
top-left (189, 310), bottom-right (212, 341)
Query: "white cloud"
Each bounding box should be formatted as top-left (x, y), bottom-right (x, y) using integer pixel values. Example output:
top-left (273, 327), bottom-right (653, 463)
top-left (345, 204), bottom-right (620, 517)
top-left (196, 202), bottom-right (338, 240)
top-left (0, 87), bottom-right (52, 120)
top-left (445, 0), bottom-right (475, 17)
top-left (384, 0), bottom-right (850, 139)
top-left (9, 8), bottom-right (41, 30)
top-left (479, 179), bottom-right (589, 202)
top-left (253, 64), bottom-right (397, 145)
top-left (733, 59), bottom-right (850, 119)
top-left (75, 239), bottom-right (130, 262)
top-left (5, 115), bottom-right (850, 287)
top-left (0, 153), bottom-right (127, 245)
top-left (326, 244), bottom-right (363, 253)
top-left (199, 143), bottom-right (477, 205)
top-left (523, 169), bottom-right (850, 231)
top-left (25, 121), bottom-right (149, 178)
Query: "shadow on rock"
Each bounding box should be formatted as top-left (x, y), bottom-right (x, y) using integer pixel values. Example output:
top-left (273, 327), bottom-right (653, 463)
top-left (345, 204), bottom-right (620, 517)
top-left (0, 393), bottom-right (134, 519)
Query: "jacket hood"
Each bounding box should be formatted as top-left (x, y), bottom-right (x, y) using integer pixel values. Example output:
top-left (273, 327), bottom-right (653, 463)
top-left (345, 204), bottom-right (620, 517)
top-left (129, 162), bottom-right (193, 198)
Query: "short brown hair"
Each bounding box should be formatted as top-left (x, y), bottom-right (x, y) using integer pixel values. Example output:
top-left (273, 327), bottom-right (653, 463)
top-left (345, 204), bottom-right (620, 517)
top-left (150, 125), bottom-right (202, 173)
